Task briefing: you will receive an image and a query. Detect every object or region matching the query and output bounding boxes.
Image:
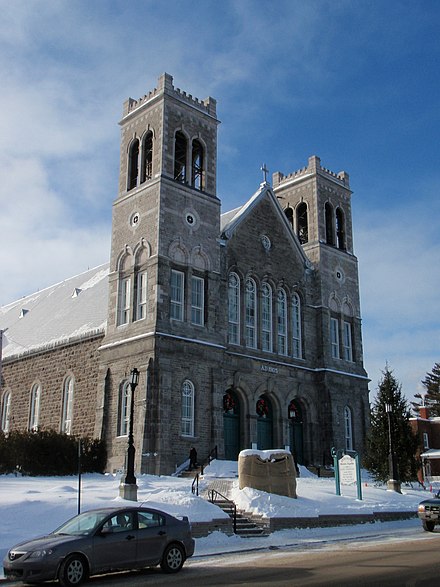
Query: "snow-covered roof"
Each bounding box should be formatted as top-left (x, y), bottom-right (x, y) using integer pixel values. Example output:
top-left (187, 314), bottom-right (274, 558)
top-left (220, 205), bottom-right (243, 231)
top-left (0, 264), bottom-right (109, 360)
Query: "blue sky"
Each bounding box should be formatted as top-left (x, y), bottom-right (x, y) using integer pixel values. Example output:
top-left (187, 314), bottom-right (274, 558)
top-left (1, 0), bottom-right (439, 402)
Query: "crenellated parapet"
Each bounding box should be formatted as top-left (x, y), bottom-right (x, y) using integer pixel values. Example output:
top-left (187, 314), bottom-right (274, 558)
top-left (122, 72), bottom-right (217, 118)
top-left (273, 155), bottom-right (350, 189)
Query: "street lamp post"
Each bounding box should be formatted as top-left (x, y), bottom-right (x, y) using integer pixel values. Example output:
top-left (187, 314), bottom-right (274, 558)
top-left (385, 403), bottom-right (401, 493)
top-left (119, 368), bottom-right (140, 501)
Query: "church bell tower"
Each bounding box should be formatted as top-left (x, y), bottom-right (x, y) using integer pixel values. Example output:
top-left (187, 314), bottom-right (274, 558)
top-left (104, 73), bottom-right (221, 345)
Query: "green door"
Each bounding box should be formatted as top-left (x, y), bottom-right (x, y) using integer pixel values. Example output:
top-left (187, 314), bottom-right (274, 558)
top-left (290, 421), bottom-right (304, 465)
top-left (288, 400), bottom-right (304, 465)
top-left (256, 396), bottom-right (273, 449)
top-left (223, 391), bottom-right (240, 460)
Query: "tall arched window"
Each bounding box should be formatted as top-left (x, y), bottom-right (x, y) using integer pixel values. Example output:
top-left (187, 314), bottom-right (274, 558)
top-left (261, 283), bottom-right (273, 352)
top-left (284, 206), bottom-right (293, 228)
top-left (117, 253), bottom-right (132, 326)
top-left (174, 131), bottom-right (187, 183)
top-left (228, 272), bottom-right (240, 345)
top-left (61, 377), bottom-right (74, 435)
top-left (134, 247), bottom-right (148, 322)
top-left (118, 381), bottom-right (131, 437)
top-left (127, 138), bottom-right (140, 191)
top-left (245, 278), bottom-right (257, 348)
top-left (344, 406), bottom-right (353, 451)
top-left (29, 383), bottom-right (41, 431)
top-left (1, 391), bottom-right (11, 433)
top-left (191, 139), bottom-right (204, 190)
top-left (140, 131), bottom-right (153, 183)
top-left (181, 380), bottom-right (195, 437)
top-left (292, 293), bottom-right (302, 358)
top-left (296, 202), bottom-right (308, 244)
top-left (325, 202), bottom-right (335, 245)
top-left (277, 288), bottom-right (287, 355)
top-left (336, 207), bottom-right (346, 250)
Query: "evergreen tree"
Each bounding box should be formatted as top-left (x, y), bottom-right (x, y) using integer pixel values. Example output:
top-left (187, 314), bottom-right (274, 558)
top-left (412, 362), bottom-right (440, 417)
top-left (364, 366), bottom-right (419, 483)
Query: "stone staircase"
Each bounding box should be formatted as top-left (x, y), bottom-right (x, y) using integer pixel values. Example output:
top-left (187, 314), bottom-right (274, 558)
top-left (213, 497), bottom-right (268, 537)
top-left (203, 479), bottom-right (268, 538)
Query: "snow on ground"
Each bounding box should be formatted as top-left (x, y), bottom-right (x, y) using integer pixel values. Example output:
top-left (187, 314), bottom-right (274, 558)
top-left (0, 460), bottom-right (437, 578)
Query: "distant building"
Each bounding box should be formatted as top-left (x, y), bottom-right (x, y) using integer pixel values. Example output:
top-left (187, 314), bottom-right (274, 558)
top-left (0, 73), bottom-right (370, 475)
top-left (410, 407), bottom-right (440, 483)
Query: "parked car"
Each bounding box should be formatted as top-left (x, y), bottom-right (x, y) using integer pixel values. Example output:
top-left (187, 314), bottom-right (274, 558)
top-left (417, 491), bottom-right (440, 531)
top-left (3, 505), bottom-right (195, 586)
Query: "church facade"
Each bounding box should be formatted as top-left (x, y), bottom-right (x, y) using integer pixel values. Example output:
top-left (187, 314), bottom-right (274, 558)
top-left (0, 74), bottom-right (370, 475)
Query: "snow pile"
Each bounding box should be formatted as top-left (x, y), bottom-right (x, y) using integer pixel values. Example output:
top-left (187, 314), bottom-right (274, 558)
top-left (0, 460), bottom-right (434, 577)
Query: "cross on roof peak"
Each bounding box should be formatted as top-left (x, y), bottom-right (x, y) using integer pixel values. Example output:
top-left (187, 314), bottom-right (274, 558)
top-left (260, 163), bottom-right (269, 184)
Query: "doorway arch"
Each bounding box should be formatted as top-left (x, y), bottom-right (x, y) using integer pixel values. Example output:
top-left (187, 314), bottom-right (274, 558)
top-left (223, 390), bottom-right (240, 460)
top-left (288, 400), bottom-right (304, 465)
top-left (256, 395), bottom-right (273, 449)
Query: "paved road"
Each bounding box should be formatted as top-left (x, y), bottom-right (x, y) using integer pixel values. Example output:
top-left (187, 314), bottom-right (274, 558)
top-left (75, 532), bottom-right (440, 586)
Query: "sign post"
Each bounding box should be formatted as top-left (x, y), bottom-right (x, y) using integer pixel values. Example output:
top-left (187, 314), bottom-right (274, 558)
top-left (331, 447), bottom-right (362, 500)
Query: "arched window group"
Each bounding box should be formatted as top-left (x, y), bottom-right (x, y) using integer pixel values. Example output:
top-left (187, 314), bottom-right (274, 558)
top-left (127, 131), bottom-right (153, 191)
top-left (116, 246), bottom-right (149, 326)
top-left (284, 201), bottom-right (347, 251)
top-left (1, 378), bottom-right (78, 436)
top-left (325, 203), bottom-right (346, 250)
top-left (330, 299), bottom-right (354, 362)
top-left (284, 203), bottom-right (308, 244)
top-left (228, 272), bottom-right (303, 359)
top-left (174, 132), bottom-right (205, 191)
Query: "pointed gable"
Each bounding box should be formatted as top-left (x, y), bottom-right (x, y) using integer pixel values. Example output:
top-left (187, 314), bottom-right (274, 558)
top-left (221, 182), bottom-right (313, 271)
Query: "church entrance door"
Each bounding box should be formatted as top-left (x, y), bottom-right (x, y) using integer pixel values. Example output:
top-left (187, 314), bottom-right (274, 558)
top-left (256, 396), bottom-right (273, 450)
top-left (223, 391), bottom-right (240, 460)
top-left (288, 400), bottom-right (304, 465)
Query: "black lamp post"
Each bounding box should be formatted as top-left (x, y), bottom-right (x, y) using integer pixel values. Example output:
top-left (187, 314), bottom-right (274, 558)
top-left (120, 367), bottom-right (139, 501)
top-left (385, 403), bottom-right (401, 493)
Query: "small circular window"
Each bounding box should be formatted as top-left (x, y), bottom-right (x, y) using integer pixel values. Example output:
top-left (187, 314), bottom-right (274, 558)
top-left (130, 212), bottom-right (140, 227)
top-left (184, 209), bottom-right (200, 229)
top-left (261, 234), bottom-right (271, 251)
top-left (335, 267), bottom-right (345, 283)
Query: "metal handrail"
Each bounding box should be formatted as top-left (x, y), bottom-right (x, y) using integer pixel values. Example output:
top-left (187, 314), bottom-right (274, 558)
top-left (191, 445), bottom-right (218, 496)
top-left (208, 488), bottom-right (237, 534)
top-left (191, 473), bottom-right (199, 496)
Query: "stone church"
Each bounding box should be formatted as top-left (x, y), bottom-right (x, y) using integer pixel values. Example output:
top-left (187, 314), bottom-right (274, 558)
top-left (0, 73), bottom-right (370, 475)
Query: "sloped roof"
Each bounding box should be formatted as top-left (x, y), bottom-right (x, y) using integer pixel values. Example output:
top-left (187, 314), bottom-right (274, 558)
top-left (0, 185), bottom-right (313, 361)
top-left (0, 264), bottom-right (109, 361)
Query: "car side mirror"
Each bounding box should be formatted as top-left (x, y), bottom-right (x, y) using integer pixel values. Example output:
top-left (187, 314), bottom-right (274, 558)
top-left (100, 526), bottom-right (113, 536)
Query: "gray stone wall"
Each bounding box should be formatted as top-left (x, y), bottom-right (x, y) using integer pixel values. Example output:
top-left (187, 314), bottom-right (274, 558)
top-left (1, 336), bottom-right (103, 437)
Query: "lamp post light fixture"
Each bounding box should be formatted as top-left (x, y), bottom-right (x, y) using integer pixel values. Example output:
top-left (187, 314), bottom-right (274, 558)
top-left (119, 367), bottom-right (140, 501)
top-left (385, 402), bottom-right (401, 493)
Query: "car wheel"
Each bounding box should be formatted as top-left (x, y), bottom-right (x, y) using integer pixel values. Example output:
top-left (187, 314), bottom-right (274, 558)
top-left (422, 520), bottom-right (435, 532)
top-left (58, 554), bottom-right (89, 587)
top-left (160, 543), bottom-right (185, 573)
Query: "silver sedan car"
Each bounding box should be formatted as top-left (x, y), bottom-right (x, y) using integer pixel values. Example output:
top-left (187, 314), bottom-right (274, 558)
top-left (3, 506), bottom-right (195, 586)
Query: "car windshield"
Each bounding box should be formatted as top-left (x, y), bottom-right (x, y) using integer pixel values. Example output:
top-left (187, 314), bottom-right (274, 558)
top-left (54, 511), bottom-right (111, 536)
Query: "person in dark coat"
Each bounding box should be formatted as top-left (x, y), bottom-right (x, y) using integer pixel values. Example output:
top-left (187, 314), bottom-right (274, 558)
top-left (189, 447), bottom-right (198, 470)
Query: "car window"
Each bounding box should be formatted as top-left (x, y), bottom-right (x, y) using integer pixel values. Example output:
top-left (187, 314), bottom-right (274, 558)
top-left (138, 511), bottom-right (165, 529)
top-left (102, 512), bottom-right (135, 533)
top-left (54, 511), bottom-right (109, 536)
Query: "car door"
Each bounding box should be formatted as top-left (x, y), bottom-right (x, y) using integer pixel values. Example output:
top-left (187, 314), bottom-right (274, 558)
top-left (136, 510), bottom-right (168, 566)
top-left (92, 511), bottom-right (137, 573)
